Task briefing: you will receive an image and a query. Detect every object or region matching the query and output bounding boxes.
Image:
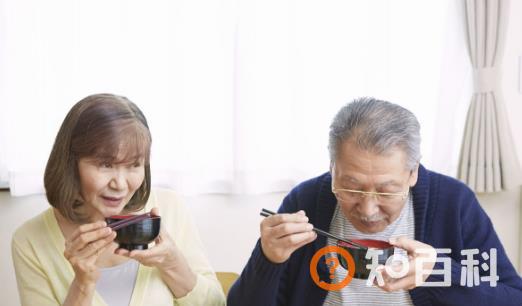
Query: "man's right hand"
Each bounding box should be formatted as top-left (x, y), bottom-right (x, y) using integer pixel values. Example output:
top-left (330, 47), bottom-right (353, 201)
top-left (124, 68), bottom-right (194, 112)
top-left (260, 210), bottom-right (317, 264)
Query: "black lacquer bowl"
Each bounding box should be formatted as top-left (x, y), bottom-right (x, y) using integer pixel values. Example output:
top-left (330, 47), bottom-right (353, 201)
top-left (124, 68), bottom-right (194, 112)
top-left (337, 239), bottom-right (395, 279)
top-left (106, 215), bottom-right (161, 250)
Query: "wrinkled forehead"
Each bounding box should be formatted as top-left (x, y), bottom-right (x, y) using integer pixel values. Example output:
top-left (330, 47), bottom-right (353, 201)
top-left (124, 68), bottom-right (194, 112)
top-left (332, 142), bottom-right (409, 186)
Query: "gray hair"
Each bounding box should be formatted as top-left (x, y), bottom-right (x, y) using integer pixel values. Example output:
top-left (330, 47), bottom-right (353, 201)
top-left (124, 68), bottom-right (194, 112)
top-left (328, 97), bottom-right (421, 170)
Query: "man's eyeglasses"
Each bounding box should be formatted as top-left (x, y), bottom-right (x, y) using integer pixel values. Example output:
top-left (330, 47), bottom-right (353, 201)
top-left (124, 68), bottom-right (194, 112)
top-left (331, 184), bottom-right (409, 204)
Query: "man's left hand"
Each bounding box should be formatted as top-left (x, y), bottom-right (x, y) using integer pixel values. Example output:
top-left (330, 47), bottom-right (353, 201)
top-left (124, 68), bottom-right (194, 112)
top-left (375, 236), bottom-right (437, 292)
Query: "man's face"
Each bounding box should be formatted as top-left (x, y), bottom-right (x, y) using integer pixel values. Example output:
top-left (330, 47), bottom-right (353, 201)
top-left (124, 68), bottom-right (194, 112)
top-left (332, 139), bottom-right (418, 234)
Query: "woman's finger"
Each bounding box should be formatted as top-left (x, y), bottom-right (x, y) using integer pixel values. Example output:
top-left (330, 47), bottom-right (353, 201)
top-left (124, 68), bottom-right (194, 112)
top-left (115, 248), bottom-right (129, 256)
top-left (69, 221), bottom-right (107, 241)
top-left (150, 207), bottom-right (160, 217)
top-left (88, 237), bottom-right (120, 264)
top-left (127, 249), bottom-right (149, 261)
top-left (77, 231), bottom-right (117, 259)
top-left (69, 226), bottom-right (113, 252)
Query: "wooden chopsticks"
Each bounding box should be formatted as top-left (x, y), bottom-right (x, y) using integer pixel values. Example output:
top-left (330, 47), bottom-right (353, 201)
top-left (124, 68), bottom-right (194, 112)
top-left (260, 208), bottom-right (367, 250)
top-left (108, 212), bottom-right (152, 231)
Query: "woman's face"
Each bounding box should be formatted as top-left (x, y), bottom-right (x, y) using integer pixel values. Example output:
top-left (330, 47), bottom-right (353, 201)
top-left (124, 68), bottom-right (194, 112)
top-left (78, 153), bottom-right (145, 221)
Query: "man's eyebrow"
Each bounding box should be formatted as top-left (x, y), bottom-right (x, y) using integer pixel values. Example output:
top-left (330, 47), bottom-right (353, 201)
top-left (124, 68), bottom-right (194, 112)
top-left (375, 180), bottom-right (402, 188)
top-left (338, 175), bottom-right (402, 188)
top-left (338, 175), bottom-right (360, 184)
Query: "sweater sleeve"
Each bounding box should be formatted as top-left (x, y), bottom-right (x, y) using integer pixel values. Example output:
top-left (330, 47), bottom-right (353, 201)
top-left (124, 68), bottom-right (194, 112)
top-left (227, 190), bottom-right (299, 306)
top-left (156, 189), bottom-right (226, 306)
top-left (412, 190), bottom-right (522, 305)
top-left (11, 233), bottom-right (59, 306)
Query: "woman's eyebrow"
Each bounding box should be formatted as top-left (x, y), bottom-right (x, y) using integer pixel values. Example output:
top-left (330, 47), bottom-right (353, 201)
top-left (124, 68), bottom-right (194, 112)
top-left (114, 155), bottom-right (145, 164)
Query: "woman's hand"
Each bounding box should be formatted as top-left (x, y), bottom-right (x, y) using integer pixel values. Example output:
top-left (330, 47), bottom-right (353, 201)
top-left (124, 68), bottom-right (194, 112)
top-left (63, 221), bottom-right (117, 285)
top-left (115, 207), bottom-right (197, 298)
top-left (375, 236), bottom-right (437, 292)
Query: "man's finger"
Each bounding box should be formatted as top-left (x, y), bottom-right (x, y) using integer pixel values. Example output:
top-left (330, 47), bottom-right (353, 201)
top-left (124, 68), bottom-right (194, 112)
top-left (262, 211), bottom-right (308, 227)
top-left (269, 222), bottom-right (313, 239)
top-left (377, 273), bottom-right (415, 292)
top-left (291, 231), bottom-right (317, 251)
top-left (389, 236), bottom-right (427, 255)
top-left (279, 231), bottom-right (316, 248)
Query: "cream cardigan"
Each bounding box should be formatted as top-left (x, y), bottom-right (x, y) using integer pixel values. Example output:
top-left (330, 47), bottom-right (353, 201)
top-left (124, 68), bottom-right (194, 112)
top-left (12, 188), bottom-right (226, 306)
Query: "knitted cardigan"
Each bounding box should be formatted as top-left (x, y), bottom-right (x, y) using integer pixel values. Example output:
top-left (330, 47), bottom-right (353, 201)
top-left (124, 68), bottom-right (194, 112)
top-left (228, 165), bottom-right (522, 305)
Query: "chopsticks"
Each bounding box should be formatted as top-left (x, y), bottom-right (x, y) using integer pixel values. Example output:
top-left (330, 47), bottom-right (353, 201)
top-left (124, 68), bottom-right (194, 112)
top-left (108, 212), bottom-right (152, 231)
top-left (260, 208), bottom-right (367, 250)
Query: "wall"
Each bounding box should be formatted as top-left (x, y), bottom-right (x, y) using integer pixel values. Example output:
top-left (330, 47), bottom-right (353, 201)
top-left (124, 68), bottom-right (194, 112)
top-left (477, 190), bottom-right (521, 272)
top-left (498, 0), bottom-right (522, 272)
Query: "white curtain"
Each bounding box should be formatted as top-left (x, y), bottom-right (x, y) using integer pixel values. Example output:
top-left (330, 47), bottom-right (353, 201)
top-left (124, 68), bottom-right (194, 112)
top-left (458, 0), bottom-right (522, 192)
top-left (0, 0), bottom-right (455, 196)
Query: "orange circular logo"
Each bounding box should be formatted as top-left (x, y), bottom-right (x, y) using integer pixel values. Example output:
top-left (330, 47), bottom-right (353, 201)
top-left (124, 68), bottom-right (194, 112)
top-left (309, 245), bottom-right (355, 291)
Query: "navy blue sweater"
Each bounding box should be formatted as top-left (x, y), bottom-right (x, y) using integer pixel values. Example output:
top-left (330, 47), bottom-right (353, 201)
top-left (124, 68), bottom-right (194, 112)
top-left (228, 165), bottom-right (522, 305)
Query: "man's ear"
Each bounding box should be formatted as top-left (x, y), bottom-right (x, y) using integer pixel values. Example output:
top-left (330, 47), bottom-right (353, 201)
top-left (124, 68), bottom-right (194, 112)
top-left (408, 163), bottom-right (419, 187)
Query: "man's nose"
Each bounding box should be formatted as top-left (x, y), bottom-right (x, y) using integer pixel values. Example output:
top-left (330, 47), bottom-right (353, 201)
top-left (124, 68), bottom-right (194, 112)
top-left (357, 195), bottom-right (379, 217)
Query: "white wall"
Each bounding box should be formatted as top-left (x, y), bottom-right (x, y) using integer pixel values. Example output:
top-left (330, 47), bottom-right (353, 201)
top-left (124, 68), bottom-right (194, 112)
top-left (477, 190), bottom-right (521, 271)
top-left (1, 192), bottom-right (48, 306)
top-left (180, 193), bottom-right (285, 273)
top-left (496, 0), bottom-right (522, 272)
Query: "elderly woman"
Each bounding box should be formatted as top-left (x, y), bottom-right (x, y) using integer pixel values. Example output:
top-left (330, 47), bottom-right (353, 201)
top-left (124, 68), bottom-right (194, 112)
top-left (228, 97), bottom-right (522, 305)
top-left (11, 94), bottom-right (225, 306)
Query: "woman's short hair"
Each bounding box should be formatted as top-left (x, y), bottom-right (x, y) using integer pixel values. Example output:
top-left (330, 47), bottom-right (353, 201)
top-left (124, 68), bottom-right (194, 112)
top-left (44, 93), bottom-right (152, 223)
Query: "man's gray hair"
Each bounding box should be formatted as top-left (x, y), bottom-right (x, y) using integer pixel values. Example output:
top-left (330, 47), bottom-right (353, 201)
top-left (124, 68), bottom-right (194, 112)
top-left (328, 97), bottom-right (421, 170)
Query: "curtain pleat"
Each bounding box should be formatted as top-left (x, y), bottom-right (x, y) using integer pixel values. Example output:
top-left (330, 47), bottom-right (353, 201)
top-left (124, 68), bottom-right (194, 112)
top-left (458, 0), bottom-right (521, 192)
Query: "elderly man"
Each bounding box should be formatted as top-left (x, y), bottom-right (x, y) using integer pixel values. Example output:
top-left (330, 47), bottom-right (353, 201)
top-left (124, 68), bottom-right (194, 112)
top-left (227, 97), bottom-right (522, 305)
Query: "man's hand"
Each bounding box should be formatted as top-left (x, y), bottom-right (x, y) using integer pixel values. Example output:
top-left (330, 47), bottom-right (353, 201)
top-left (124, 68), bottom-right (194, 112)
top-left (375, 236), bottom-right (437, 292)
top-left (260, 210), bottom-right (317, 264)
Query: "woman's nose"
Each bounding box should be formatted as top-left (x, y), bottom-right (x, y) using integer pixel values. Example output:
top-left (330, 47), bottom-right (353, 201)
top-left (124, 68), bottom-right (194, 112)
top-left (109, 170), bottom-right (127, 190)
